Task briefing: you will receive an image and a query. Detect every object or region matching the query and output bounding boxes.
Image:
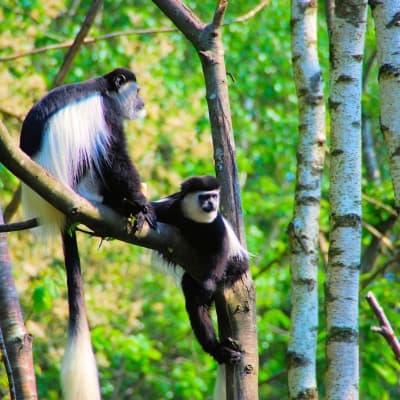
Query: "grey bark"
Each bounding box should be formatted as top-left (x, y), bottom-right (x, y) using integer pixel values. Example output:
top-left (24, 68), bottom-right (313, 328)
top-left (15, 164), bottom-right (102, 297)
top-left (288, 0), bottom-right (326, 398)
top-left (326, 1), bottom-right (367, 398)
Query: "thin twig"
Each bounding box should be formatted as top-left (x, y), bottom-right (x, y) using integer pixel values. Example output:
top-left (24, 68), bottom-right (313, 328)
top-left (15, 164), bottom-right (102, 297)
top-left (0, 1), bottom-right (269, 62)
top-left (0, 27), bottom-right (176, 62)
top-left (0, 107), bottom-right (24, 122)
top-left (362, 193), bottom-right (398, 217)
top-left (366, 291), bottom-right (400, 363)
top-left (0, 218), bottom-right (38, 233)
top-left (361, 257), bottom-right (400, 290)
top-left (252, 258), bottom-right (280, 280)
top-left (362, 220), bottom-right (395, 252)
top-left (231, 0), bottom-right (268, 23)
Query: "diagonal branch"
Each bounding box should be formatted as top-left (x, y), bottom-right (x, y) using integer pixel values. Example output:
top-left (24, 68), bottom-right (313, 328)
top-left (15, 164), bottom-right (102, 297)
top-left (52, 0), bottom-right (103, 87)
top-left (361, 257), bottom-right (400, 290)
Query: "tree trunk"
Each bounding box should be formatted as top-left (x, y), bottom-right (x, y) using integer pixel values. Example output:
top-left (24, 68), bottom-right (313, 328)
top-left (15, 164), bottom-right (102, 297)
top-left (287, 0), bottom-right (325, 398)
top-left (152, 1), bottom-right (258, 398)
top-left (0, 208), bottom-right (37, 399)
top-left (326, 1), bottom-right (367, 399)
top-left (370, 0), bottom-right (400, 209)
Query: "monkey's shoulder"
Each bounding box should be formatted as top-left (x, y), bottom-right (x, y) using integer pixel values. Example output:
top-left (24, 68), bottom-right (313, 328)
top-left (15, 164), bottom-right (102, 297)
top-left (20, 78), bottom-right (109, 155)
top-left (151, 193), bottom-right (182, 224)
top-left (31, 80), bottom-right (105, 118)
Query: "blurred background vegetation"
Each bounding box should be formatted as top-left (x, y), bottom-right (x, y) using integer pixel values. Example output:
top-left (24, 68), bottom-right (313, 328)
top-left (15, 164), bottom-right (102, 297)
top-left (0, 1), bottom-right (399, 399)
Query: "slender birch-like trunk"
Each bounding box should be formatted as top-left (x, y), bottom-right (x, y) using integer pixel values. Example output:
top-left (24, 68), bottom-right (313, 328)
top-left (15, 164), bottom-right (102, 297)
top-left (326, 1), bottom-right (367, 399)
top-left (370, 0), bottom-right (400, 208)
top-left (287, 1), bottom-right (325, 398)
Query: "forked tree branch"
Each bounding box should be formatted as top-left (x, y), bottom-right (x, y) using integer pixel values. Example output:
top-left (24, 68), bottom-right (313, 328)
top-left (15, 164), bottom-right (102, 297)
top-left (366, 291), bottom-right (400, 363)
top-left (213, 0), bottom-right (228, 27)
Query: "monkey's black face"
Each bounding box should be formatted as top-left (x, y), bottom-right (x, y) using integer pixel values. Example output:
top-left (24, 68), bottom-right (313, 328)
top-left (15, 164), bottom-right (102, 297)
top-left (198, 192), bottom-right (218, 213)
top-left (182, 189), bottom-right (220, 223)
top-left (116, 81), bottom-right (146, 120)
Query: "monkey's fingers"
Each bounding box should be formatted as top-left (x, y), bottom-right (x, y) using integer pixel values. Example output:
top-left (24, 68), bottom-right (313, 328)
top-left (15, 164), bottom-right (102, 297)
top-left (123, 198), bottom-right (157, 230)
top-left (213, 345), bottom-right (242, 364)
top-left (130, 210), bottom-right (157, 235)
top-left (141, 204), bottom-right (157, 230)
top-left (144, 212), bottom-right (157, 230)
top-left (213, 338), bottom-right (242, 364)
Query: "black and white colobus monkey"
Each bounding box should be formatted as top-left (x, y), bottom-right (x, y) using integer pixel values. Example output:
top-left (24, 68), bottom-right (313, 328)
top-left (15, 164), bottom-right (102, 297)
top-left (20, 68), bottom-right (155, 400)
top-left (152, 176), bottom-right (248, 364)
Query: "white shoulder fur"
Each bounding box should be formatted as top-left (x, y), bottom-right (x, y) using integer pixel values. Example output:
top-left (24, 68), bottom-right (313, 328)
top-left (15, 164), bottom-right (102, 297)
top-left (21, 95), bottom-right (110, 236)
top-left (223, 217), bottom-right (248, 260)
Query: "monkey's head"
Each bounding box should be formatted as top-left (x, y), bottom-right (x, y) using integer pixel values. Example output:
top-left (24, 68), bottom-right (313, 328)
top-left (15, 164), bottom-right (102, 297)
top-left (180, 176), bottom-right (221, 224)
top-left (104, 68), bottom-right (145, 120)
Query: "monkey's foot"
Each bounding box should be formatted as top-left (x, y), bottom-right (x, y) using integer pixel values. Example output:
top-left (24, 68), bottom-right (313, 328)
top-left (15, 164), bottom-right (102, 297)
top-left (132, 209), bottom-right (157, 234)
top-left (213, 338), bottom-right (242, 364)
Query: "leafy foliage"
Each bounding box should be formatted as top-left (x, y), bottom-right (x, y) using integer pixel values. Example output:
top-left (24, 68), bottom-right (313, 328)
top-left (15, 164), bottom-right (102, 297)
top-left (0, 1), bottom-right (399, 399)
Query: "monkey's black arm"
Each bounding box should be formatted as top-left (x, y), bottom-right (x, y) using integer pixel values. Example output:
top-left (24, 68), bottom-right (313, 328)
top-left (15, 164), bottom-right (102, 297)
top-left (100, 138), bottom-right (156, 229)
top-left (181, 273), bottom-right (241, 364)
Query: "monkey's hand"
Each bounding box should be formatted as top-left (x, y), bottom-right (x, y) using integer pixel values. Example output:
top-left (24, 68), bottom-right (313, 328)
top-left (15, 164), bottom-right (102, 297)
top-left (135, 203), bottom-right (157, 232)
top-left (123, 197), bottom-right (157, 231)
top-left (213, 338), bottom-right (242, 365)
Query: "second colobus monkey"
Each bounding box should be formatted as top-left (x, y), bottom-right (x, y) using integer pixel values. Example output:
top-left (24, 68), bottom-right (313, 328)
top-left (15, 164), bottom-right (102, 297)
top-left (152, 176), bottom-right (248, 364)
top-left (20, 68), bottom-right (155, 400)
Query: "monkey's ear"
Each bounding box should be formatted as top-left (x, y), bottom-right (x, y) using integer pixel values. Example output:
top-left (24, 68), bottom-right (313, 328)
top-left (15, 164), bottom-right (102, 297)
top-left (114, 74), bottom-right (127, 90)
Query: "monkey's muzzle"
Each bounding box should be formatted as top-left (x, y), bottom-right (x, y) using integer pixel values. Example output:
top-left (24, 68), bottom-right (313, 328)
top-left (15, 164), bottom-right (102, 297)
top-left (201, 202), bottom-right (216, 213)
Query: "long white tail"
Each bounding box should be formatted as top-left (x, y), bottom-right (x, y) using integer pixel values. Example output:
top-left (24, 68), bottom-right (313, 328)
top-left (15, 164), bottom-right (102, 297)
top-left (61, 231), bottom-right (101, 400)
top-left (61, 312), bottom-right (101, 400)
top-left (61, 314), bottom-right (101, 400)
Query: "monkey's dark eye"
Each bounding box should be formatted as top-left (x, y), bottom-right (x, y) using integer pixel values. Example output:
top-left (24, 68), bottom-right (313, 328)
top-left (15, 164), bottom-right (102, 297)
top-left (115, 74), bottom-right (127, 89)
